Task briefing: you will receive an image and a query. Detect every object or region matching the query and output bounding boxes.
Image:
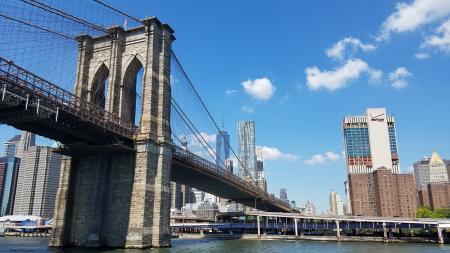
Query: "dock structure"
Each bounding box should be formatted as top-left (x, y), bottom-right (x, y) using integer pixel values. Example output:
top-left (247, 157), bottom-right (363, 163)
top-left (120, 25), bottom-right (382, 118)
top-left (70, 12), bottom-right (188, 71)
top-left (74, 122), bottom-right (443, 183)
top-left (171, 211), bottom-right (450, 244)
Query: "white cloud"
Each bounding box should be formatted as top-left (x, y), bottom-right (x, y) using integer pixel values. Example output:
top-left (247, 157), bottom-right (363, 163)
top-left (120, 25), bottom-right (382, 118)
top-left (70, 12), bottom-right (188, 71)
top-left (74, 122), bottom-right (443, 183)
top-left (199, 132), bottom-right (216, 143)
top-left (225, 88), bottom-right (238, 96)
top-left (261, 146), bottom-right (298, 161)
top-left (378, 0), bottom-right (450, 41)
top-left (325, 151), bottom-right (340, 161)
top-left (305, 58), bottom-right (369, 91)
top-left (304, 154), bottom-right (325, 165)
top-left (194, 146), bottom-right (216, 160)
top-left (183, 132), bottom-right (215, 148)
top-left (389, 67), bottom-right (412, 89)
top-left (326, 37), bottom-right (376, 60)
top-left (304, 151), bottom-right (341, 165)
top-left (368, 68), bottom-right (383, 83)
top-left (414, 52), bottom-right (430, 59)
top-left (241, 104), bottom-right (255, 114)
top-left (242, 77), bottom-right (276, 100)
top-left (424, 19), bottom-right (450, 52)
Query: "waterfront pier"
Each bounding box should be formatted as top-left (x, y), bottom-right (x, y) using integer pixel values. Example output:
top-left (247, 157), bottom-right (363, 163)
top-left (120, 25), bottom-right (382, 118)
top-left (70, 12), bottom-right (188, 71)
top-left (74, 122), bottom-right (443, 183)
top-left (171, 211), bottom-right (450, 244)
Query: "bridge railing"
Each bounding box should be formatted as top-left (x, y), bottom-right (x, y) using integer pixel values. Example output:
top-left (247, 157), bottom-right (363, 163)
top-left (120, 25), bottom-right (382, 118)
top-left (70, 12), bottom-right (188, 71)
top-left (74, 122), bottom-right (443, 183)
top-left (173, 145), bottom-right (291, 211)
top-left (0, 57), bottom-right (136, 139)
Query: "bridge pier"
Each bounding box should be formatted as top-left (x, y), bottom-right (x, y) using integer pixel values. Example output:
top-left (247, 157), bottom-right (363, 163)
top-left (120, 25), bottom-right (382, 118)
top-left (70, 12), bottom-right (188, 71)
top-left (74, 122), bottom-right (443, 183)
top-left (294, 218), bottom-right (298, 237)
top-left (49, 17), bottom-right (175, 249)
top-left (382, 223), bottom-right (388, 242)
top-left (335, 221), bottom-right (341, 241)
top-left (125, 141), bottom-right (172, 248)
top-left (437, 227), bottom-right (444, 244)
top-left (50, 153), bottom-right (136, 248)
top-left (256, 215), bottom-right (261, 239)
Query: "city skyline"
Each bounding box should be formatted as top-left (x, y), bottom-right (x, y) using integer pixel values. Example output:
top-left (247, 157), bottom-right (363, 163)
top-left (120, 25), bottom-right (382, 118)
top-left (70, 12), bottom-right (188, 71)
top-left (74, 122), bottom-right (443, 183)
top-left (1, 0), bottom-right (450, 213)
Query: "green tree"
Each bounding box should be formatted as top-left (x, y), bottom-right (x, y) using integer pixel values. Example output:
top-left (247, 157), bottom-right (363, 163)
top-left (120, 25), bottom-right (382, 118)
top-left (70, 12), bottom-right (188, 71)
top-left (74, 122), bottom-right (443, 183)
top-left (416, 206), bottom-right (450, 218)
top-left (416, 206), bottom-right (436, 218)
top-left (434, 208), bottom-right (450, 218)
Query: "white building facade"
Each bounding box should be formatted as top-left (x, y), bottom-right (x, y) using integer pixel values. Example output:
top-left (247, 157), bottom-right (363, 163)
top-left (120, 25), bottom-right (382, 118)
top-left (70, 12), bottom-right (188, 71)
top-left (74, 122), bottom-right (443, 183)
top-left (237, 121), bottom-right (257, 180)
top-left (329, 190), bottom-right (344, 216)
top-left (13, 146), bottom-right (61, 218)
top-left (414, 151), bottom-right (449, 190)
top-left (343, 108), bottom-right (400, 174)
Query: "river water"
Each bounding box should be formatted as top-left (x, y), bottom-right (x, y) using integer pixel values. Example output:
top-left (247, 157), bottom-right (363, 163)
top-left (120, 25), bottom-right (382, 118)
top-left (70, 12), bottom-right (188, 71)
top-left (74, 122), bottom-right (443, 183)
top-left (0, 238), bottom-right (449, 253)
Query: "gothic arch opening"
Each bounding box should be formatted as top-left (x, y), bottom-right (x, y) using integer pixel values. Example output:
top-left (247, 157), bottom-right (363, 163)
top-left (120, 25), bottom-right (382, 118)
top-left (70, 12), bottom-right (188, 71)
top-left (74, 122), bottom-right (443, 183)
top-left (122, 57), bottom-right (144, 125)
top-left (91, 64), bottom-right (109, 109)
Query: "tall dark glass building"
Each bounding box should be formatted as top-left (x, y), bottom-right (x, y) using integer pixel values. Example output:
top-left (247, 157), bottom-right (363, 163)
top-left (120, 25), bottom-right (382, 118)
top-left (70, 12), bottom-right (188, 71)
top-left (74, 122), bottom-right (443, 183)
top-left (0, 156), bottom-right (21, 216)
top-left (215, 130), bottom-right (230, 168)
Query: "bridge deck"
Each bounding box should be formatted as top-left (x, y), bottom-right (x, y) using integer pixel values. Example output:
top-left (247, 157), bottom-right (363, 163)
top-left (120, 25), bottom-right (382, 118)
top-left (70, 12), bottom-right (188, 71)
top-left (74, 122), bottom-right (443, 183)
top-left (172, 146), bottom-right (291, 212)
top-left (0, 57), bottom-right (291, 213)
top-left (0, 57), bottom-right (135, 147)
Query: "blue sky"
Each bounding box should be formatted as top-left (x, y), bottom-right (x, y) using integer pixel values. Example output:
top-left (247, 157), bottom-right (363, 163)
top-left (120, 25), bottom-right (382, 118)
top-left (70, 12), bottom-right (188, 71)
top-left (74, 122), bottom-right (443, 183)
top-left (1, 0), bottom-right (450, 212)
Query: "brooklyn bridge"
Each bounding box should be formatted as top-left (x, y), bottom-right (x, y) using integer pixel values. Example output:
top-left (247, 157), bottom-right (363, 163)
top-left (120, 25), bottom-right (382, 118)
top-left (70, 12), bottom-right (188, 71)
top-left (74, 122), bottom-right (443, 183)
top-left (0, 0), bottom-right (290, 248)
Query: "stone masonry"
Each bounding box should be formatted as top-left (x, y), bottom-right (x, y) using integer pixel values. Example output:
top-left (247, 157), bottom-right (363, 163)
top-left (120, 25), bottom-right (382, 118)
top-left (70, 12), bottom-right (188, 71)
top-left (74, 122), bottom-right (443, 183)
top-left (49, 17), bottom-right (175, 248)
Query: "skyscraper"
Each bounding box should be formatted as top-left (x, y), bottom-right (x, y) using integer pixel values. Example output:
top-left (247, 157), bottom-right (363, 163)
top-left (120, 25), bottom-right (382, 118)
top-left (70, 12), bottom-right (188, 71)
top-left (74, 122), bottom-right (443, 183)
top-left (414, 151), bottom-right (449, 191)
top-left (3, 135), bottom-right (21, 158)
top-left (280, 188), bottom-right (288, 204)
top-left (329, 190), bottom-right (344, 216)
top-left (13, 146), bottom-right (61, 218)
top-left (255, 146), bottom-right (267, 192)
top-left (343, 108), bottom-right (399, 174)
top-left (256, 146), bottom-right (264, 179)
top-left (343, 108), bottom-right (416, 217)
top-left (0, 132), bottom-right (36, 216)
top-left (0, 157), bottom-right (20, 216)
top-left (16, 131), bottom-right (35, 158)
top-left (170, 182), bottom-right (194, 210)
top-left (225, 159), bottom-right (233, 173)
top-left (3, 131), bottom-right (35, 158)
top-left (237, 121), bottom-right (257, 180)
top-left (215, 130), bottom-right (230, 168)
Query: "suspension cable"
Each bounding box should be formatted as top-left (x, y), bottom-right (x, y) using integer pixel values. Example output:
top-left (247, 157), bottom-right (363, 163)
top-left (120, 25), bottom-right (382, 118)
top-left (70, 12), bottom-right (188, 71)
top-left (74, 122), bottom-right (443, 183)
top-left (0, 13), bottom-right (76, 41)
top-left (20, 0), bottom-right (108, 33)
top-left (172, 98), bottom-right (226, 167)
top-left (171, 51), bottom-right (257, 183)
top-left (172, 102), bottom-right (219, 164)
top-left (93, 0), bottom-right (142, 24)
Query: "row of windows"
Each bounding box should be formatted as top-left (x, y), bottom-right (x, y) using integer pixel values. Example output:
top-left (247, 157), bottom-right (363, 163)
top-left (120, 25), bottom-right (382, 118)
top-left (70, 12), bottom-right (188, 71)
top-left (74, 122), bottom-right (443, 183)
top-left (388, 127), bottom-right (398, 153)
top-left (345, 127), bottom-right (399, 157)
top-left (345, 128), bottom-right (371, 157)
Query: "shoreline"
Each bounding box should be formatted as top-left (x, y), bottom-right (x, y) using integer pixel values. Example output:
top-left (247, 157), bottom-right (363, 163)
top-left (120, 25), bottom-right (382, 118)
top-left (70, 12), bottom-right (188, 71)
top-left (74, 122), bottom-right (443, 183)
top-left (176, 233), bottom-right (441, 244)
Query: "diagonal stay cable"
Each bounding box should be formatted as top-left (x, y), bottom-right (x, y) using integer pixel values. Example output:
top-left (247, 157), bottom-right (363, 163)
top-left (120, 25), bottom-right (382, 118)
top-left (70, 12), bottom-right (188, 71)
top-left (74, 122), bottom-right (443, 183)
top-left (20, 0), bottom-right (109, 33)
top-left (0, 13), bottom-right (76, 41)
top-left (171, 98), bottom-right (224, 167)
top-left (171, 98), bottom-right (226, 168)
top-left (172, 104), bottom-right (218, 165)
top-left (93, 0), bottom-right (142, 23)
top-left (171, 51), bottom-right (257, 183)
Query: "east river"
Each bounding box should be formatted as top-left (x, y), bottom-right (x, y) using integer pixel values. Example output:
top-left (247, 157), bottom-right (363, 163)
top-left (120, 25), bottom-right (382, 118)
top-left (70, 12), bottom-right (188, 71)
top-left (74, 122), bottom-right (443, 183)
top-left (1, 238), bottom-right (449, 253)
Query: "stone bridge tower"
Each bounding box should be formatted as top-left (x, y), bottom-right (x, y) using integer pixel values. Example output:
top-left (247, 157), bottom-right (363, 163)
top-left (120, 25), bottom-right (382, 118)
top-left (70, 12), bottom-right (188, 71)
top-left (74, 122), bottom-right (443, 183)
top-left (49, 17), bottom-right (175, 248)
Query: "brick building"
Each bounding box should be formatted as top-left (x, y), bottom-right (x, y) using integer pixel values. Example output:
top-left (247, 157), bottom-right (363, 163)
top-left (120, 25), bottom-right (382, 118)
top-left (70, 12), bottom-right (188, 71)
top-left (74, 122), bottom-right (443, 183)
top-left (427, 183), bottom-right (450, 209)
top-left (349, 168), bottom-right (417, 217)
